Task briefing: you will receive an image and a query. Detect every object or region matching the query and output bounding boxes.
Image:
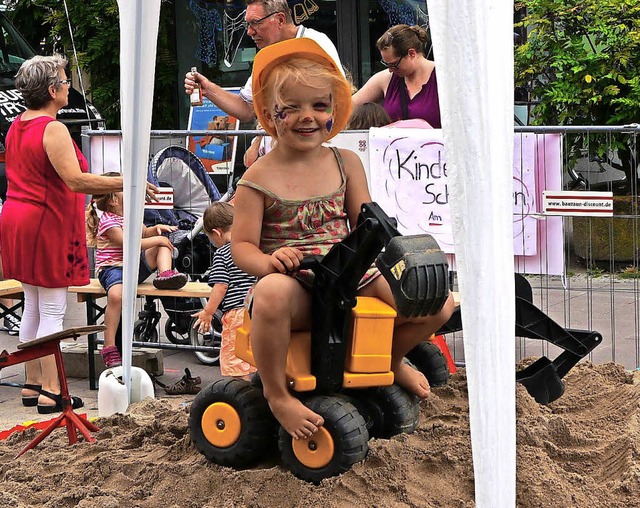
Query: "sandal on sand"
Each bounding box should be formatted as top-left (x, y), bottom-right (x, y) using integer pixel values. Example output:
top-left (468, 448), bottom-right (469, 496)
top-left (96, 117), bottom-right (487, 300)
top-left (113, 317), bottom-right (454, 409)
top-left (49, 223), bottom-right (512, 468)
top-left (164, 368), bottom-right (201, 395)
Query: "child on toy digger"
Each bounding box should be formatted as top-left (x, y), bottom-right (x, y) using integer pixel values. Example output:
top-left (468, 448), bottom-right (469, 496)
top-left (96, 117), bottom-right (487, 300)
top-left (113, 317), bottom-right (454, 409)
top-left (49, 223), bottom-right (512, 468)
top-left (231, 38), bottom-right (455, 440)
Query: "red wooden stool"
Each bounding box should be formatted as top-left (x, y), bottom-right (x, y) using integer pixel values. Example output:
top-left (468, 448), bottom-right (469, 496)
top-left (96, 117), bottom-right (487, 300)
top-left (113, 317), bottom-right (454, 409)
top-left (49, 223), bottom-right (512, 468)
top-left (0, 325), bottom-right (106, 457)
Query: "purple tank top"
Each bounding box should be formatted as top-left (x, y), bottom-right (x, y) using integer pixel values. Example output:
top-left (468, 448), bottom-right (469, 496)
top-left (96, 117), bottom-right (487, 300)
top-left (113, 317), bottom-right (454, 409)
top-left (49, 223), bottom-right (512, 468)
top-left (383, 69), bottom-right (441, 128)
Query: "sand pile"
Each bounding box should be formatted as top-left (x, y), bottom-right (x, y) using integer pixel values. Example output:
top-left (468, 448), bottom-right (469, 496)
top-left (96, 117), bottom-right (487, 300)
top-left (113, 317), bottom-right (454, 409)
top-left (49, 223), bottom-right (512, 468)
top-left (0, 362), bottom-right (638, 507)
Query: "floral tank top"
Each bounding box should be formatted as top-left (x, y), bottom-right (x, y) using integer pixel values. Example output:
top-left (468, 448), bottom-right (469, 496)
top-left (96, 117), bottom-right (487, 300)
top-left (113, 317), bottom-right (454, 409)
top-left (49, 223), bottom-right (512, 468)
top-left (237, 146), bottom-right (379, 288)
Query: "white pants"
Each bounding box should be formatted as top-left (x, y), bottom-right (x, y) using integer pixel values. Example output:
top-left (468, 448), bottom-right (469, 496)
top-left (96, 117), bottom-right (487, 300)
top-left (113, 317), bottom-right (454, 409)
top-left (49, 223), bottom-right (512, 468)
top-left (19, 284), bottom-right (68, 344)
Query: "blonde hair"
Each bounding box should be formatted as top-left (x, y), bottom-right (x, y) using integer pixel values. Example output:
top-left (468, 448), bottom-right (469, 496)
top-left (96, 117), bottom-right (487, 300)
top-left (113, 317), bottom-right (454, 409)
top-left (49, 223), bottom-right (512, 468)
top-left (260, 58), bottom-right (349, 139)
top-left (85, 172), bottom-right (121, 247)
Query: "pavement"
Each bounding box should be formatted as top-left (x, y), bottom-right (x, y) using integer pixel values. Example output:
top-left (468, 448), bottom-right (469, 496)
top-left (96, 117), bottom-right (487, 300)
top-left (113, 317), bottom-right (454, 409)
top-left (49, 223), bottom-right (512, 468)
top-left (0, 293), bottom-right (223, 435)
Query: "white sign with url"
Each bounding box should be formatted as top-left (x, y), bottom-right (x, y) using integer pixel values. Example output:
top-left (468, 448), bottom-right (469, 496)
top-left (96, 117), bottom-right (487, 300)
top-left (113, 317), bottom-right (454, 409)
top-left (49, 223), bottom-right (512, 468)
top-left (144, 187), bottom-right (174, 209)
top-left (543, 190), bottom-right (613, 217)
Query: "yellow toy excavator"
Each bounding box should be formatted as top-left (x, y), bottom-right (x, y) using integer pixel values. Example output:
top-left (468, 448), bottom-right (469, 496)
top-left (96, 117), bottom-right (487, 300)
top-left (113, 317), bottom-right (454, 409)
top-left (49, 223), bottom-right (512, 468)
top-left (188, 202), bottom-right (451, 483)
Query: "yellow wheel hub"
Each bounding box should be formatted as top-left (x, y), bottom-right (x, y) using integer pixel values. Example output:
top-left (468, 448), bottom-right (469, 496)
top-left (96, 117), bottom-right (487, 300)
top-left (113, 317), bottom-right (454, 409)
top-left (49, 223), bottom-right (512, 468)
top-left (201, 402), bottom-right (241, 448)
top-left (292, 427), bottom-right (334, 469)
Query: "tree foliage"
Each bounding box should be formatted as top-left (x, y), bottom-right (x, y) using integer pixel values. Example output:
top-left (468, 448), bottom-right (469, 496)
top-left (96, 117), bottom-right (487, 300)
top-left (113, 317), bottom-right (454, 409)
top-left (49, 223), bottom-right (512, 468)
top-left (7, 0), bottom-right (178, 129)
top-left (515, 0), bottom-right (640, 126)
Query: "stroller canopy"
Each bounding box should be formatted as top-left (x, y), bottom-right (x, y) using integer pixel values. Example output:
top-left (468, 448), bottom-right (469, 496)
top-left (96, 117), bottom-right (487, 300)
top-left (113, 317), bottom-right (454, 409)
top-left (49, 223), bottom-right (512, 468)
top-left (148, 145), bottom-right (221, 217)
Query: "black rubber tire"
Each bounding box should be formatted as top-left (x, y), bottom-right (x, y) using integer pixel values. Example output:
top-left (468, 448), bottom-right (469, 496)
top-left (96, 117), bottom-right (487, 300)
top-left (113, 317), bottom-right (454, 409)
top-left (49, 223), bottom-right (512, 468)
top-left (351, 384), bottom-right (420, 439)
top-left (189, 313), bottom-right (222, 365)
top-left (406, 341), bottom-right (451, 387)
top-left (278, 396), bottom-right (369, 484)
top-left (133, 319), bottom-right (158, 343)
top-left (189, 378), bottom-right (277, 468)
top-left (164, 318), bottom-right (190, 345)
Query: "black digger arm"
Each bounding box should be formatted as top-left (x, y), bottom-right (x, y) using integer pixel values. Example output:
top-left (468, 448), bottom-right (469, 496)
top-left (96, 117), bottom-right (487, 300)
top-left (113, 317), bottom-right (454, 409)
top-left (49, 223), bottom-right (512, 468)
top-left (302, 202), bottom-right (450, 393)
top-left (438, 273), bottom-right (602, 404)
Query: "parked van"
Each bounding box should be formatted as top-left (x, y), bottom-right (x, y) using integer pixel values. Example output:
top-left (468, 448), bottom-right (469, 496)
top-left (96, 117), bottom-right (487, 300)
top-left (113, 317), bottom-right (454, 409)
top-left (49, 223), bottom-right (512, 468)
top-left (0, 12), bottom-right (103, 199)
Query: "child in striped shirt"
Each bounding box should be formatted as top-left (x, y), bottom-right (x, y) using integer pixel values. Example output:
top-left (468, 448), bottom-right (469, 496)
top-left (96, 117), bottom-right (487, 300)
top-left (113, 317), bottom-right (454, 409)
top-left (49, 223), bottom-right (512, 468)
top-left (192, 201), bottom-right (256, 378)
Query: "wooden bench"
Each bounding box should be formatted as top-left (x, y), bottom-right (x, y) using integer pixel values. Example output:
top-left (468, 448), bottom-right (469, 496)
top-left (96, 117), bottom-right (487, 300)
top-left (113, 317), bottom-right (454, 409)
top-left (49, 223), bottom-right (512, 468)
top-left (68, 278), bottom-right (213, 389)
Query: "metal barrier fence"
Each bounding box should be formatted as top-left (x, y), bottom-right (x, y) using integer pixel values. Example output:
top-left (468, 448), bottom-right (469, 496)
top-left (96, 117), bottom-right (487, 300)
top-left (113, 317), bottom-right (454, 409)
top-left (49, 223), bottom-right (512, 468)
top-left (83, 126), bottom-right (640, 370)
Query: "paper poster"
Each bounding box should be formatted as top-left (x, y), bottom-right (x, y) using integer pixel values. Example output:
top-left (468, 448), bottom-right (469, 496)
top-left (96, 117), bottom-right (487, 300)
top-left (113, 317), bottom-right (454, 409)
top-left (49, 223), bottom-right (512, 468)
top-left (365, 128), bottom-right (564, 275)
top-left (187, 90), bottom-right (240, 174)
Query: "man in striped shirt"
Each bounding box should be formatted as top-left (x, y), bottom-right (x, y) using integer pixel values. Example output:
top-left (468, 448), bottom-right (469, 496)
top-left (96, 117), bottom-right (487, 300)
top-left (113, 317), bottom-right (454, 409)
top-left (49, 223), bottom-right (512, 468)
top-left (192, 201), bottom-right (257, 378)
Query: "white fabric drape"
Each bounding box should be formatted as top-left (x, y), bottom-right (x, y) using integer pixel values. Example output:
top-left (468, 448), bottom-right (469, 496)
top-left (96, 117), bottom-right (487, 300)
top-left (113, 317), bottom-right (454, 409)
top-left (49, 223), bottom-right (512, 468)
top-left (426, 1), bottom-right (516, 505)
top-left (117, 0), bottom-right (162, 398)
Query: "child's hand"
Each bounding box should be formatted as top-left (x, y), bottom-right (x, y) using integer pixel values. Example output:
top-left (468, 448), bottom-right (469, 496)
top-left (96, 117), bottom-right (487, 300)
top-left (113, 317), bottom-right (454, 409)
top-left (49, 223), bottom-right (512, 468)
top-left (156, 236), bottom-right (174, 250)
top-left (270, 247), bottom-right (304, 274)
top-left (154, 224), bottom-right (177, 236)
top-left (192, 309), bottom-right (213, 333)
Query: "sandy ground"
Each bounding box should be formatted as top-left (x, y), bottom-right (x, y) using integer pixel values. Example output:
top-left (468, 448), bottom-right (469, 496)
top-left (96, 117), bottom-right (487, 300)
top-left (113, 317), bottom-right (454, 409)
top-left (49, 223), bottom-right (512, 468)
top-left (0, 362), bottom-right (638, 508)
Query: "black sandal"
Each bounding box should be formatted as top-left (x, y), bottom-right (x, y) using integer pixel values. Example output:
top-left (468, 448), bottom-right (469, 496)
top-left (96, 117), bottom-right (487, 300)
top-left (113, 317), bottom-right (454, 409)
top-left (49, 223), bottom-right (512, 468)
top-left (36, 389), bottom-right (84, 415)
top-left (21, 383), bottom-right (42, 407)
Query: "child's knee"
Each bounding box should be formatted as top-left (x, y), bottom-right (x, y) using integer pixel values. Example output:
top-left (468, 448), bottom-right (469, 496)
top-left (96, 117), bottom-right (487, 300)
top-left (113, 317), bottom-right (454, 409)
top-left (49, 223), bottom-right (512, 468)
top-left (251, 276), bottom-right (298, 316)
top-left (107, 286), bottom-right (123, 306)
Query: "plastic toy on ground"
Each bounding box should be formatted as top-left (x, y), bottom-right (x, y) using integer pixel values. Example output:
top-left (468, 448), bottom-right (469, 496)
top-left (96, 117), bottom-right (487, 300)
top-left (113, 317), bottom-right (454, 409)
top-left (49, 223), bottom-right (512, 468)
top-left (188, 202), bottom-right (452, 483)
top-left (438, 273), bottom-right (603, 404)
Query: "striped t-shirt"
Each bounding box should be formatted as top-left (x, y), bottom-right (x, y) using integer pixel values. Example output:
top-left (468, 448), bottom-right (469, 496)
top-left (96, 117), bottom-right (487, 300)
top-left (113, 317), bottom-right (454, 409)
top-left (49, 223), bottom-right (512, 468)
top-left (95, 211), bottom-right (124, 270)
top-left (208, 242), bottom-right (256, 313)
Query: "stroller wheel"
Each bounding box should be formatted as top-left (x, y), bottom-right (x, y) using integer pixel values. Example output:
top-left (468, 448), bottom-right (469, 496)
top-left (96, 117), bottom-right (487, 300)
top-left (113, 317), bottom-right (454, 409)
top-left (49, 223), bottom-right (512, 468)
top-left (134, 319), bottom-right (159, 343)
top-left (164, 319), bottom-right (190, 345)
top-left (189, 313), bottom-right (222, 365)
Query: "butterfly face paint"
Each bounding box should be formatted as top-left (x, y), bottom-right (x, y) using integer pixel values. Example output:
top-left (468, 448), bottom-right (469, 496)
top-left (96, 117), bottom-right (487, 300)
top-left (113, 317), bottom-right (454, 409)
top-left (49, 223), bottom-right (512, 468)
top-left (274, 104), bottom-right (288, 122)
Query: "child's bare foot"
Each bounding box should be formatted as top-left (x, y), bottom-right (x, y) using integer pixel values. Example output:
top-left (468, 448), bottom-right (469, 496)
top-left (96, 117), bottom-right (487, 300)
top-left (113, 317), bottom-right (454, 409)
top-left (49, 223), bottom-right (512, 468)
top-left (267, 394), bottom-right (324, 440)
top-left (393, 361), bottom-right (431, 398)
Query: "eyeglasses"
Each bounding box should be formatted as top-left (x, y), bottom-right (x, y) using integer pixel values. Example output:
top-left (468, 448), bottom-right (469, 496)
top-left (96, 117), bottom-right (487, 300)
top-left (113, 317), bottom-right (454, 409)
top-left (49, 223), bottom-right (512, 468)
top-left (244, 11), bottom-right (280, 30)
top-left (58, 79), bottom-right (71, 85)
top-left (380, 55), bottom-right (404, 70)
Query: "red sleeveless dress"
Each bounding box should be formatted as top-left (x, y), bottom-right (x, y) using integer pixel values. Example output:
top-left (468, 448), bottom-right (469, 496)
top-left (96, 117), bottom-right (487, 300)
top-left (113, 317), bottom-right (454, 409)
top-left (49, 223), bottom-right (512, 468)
top-left (0, 114), bottom-right (90, 287)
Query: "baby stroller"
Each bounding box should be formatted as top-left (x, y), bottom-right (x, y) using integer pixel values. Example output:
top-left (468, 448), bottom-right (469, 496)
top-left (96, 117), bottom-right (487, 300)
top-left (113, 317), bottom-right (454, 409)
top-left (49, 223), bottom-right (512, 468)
top-left (135, 145), bottom-right (225, 365)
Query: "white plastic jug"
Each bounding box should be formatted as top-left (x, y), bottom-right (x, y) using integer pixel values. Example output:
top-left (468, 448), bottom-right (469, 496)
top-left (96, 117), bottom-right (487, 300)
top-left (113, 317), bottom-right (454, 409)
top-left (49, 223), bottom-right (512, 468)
top-left (98, 366), bottom-right (155, 417)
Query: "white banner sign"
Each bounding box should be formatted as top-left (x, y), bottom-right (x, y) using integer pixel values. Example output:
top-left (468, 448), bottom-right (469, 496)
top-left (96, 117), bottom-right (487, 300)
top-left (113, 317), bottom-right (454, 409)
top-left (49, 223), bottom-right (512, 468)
top-left (144, 187), bottom-right (173, 209)
top-left (367, 128), bottom-right (539, 255)
top-left (543, 190), bottom-right (613, 216)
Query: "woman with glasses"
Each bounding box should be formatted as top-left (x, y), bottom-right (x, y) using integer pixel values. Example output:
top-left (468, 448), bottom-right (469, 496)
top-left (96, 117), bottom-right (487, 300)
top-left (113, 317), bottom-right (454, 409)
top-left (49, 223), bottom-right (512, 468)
top-left (0, 55), bottom-right (134, 413)
top-left (352, 25), bottom-right (441, 128)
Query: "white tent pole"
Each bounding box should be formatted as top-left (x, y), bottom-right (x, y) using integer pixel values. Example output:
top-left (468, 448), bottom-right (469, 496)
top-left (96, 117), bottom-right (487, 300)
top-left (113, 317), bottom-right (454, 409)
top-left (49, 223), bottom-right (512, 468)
top-left (117, 0), bottom-right (162, 399)
top-left (427, 0), bottom-right (516, 505)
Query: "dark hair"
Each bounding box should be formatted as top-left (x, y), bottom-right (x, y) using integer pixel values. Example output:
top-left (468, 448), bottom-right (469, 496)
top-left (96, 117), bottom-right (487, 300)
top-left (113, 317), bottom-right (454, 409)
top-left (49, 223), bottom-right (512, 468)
top-left (203, 201), bottom-right (235, 233)
top-left (376, 25), bottom-right (430, 58)
top-left (348, 102), bottom-right (391, 130)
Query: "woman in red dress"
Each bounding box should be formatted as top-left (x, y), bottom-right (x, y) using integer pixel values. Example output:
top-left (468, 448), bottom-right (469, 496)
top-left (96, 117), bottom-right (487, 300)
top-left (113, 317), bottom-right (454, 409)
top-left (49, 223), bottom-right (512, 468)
top-left (0, 55), bottom-right (152, 413)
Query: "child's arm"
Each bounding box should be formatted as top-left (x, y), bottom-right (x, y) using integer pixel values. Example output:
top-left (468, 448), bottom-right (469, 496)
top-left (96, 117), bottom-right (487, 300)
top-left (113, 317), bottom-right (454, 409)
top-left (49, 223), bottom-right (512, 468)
top-left (341, 148), bottom-right (374, 229)
top-left (142, 224), bottom-right (178, 238)
top-left (103, 224), bottom-right (173, 251)
top-left (140, 235), bottom-right (174, 251)
top-left (192, 283), bottom-right (227, 333)
top-left (231, 184), bottom-right (303, 277)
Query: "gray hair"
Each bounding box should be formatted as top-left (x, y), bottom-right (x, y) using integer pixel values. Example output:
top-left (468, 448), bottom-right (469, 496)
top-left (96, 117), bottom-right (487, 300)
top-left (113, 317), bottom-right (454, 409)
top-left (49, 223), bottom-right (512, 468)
top-left (15, 54), bottom-right (68, 110)
top-left (246, 0), bottom-right (293, 24)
